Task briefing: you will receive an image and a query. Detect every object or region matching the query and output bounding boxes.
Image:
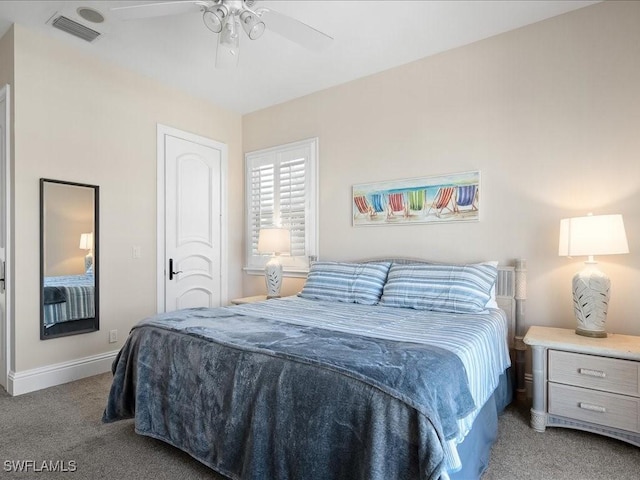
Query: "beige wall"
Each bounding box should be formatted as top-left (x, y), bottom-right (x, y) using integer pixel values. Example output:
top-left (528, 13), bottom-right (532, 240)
top-left (12, 25), bottom-right (243, 371)
top-left (243, 1), bottom-right (640, 335)
top-left (5, 0), bottom-right (640, 376)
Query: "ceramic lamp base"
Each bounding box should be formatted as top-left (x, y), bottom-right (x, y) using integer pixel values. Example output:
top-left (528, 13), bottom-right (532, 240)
top-left (575, 327), bottom-right (607, 338)
top-left (264, 256), bottom-right (283, 298)
top-left (85, 253), bottom-right (93, 274)
top-left (572, 263), bottom-right (610, 338)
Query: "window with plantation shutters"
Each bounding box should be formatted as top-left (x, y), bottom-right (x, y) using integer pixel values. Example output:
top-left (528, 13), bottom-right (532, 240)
top-left (245, 138), bottom-right (318, 274)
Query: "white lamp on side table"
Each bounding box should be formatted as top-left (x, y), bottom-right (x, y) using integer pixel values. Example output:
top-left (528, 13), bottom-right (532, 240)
top-left (79, 232), bottom-right (94, 273)
top-left (257, 227), bottom-right (291, 298)
top-left (558, 213), bottom-right (629, 338)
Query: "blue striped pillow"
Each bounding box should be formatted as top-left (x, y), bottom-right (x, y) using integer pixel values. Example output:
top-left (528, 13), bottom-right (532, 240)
top-left (379, 263), bottom-right (498, 313)
top-left (299, 262), bottom-right (391, 305)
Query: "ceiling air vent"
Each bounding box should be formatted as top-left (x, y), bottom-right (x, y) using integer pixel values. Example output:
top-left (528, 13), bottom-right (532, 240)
top-left (51, 15), bottom-right (102, 42)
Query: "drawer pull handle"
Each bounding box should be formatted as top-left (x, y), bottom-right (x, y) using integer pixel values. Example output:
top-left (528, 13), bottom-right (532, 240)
top-left (578, 368), bottom-right (606, 378)
top-left (578, 402), bottom-right (606, 413)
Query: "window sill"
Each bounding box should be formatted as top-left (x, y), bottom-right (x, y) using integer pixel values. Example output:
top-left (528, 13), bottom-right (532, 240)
top-left (243, 267), bottom-right (309, 279)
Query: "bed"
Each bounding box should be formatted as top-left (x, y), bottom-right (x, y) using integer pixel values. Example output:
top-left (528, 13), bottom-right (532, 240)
top-left (43, 273), bottom-right (95, 327)
top-left (103, 258), bottom-right (526, 479)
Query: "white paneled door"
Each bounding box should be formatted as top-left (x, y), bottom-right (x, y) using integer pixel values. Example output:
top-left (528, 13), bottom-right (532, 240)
top-left (157, 125), bottom-right (228, 313)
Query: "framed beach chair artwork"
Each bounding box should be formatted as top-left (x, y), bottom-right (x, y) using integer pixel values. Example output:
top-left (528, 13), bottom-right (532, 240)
top-left (387, 192), bottom-right (409, 219)
top-left (352, 171), bottom-right (480, 226)
top-left (370, 193), bottom-right (386, 215)
top-left (353, 195), bottom-right (374, 219)
top-left (455, 184), bottom-right (479, 212)
top-left (425, 186), bottom-right (456, 218)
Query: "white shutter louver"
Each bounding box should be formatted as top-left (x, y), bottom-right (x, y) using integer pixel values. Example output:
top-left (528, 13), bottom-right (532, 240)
top-left (249, 163), bottom-right (274, 256)
top-left (279, 158), bottom-right (306, 257)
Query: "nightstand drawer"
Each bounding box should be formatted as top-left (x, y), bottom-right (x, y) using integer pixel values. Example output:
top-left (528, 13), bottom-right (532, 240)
top-left (549, 383), bottom-right (640, 432)
top-left (549, 350), bottom-right (640, 397)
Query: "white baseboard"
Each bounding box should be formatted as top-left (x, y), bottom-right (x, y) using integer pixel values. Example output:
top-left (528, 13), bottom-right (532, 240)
top-left (7, 350), bottom-right (118, 396)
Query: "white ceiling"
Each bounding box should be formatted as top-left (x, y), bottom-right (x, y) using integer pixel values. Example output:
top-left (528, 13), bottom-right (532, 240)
top-left (0, 0), bottom-right (599, 114)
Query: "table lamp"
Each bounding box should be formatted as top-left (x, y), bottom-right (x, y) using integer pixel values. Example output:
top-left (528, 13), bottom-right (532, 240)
top-left (257, 228), bottom-right (291, 298)
top-left (79, 232), bottom-right (94, 273)
top-left (558, 213), bottom-right (629, 337)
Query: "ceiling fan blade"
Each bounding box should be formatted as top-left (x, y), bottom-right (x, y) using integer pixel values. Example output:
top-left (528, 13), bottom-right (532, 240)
top-left (111, 1), bottom-right (207, 20)
top-left (257, 8), bottom-right (332, 51)
top-left (215, 44), bottom-right (239, 68)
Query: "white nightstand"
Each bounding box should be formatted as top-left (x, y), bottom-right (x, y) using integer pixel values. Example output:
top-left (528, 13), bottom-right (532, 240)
top-left (524, 326), bottom-right (640, 446)
top-left (230, 295), bottom-right (268, 305)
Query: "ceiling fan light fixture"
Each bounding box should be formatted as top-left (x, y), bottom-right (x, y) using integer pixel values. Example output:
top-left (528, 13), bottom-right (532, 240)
top-left (216, 13), bottom-right (240, 68)
top-left (220, 14), bottom-right (240, 54)
top-left (239, 9), bottom-right (265, 40)
top-left (203, 4), bottom-right (228, 33)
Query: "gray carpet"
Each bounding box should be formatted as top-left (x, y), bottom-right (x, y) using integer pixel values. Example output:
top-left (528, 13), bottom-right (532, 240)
top-left (1, 373), bottom-right (639, 479)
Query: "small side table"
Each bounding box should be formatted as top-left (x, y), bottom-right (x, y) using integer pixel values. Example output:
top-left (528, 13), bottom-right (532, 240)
top-left (524, 325), bottom-right (640, 446)
top-left (230, 295), bottom-right (268, 305)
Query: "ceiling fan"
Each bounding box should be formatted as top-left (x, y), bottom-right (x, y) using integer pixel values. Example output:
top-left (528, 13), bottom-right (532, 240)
top-left (111, 0), bottom-right (333, 68)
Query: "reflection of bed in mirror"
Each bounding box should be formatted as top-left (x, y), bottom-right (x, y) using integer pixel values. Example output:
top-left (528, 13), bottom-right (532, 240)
top-left (43, 273), bottom-right (95, 327)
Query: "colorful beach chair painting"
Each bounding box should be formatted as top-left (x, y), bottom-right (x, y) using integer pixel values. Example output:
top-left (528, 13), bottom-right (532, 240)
top-left (455, 184), bottom-right (479, 212)
top-left (408, 190), bottom-right (427, 213)
top-left (426, 186), bottom-right (456, 218)
top-left (352, 171), bottom-right (480, 226)
top-left (353, 194), bottom-right (387, 220)
top-left (387, 192), bottom-right (409, 219)
top-left (370, 194), bottom-right (386, 215)
top-left (353, 195), bottom-right (374, 219)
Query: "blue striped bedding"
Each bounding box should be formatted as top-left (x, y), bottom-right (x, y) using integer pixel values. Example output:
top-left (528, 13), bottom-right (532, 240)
top-left (230, 296), bottom-right (511, 474)
top-left (43, 274), bottom-right (95, 327)
top-left (299, 261), bottom-right (391, 305)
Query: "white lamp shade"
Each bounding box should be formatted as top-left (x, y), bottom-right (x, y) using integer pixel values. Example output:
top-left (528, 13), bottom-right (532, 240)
top-left (203, 4), bottom-right (228, 33)
top-left (558, 214), bottom-right (629, 257)
top-left (257, 228), bottom-right (291, 255)
top-left (79, 232), bottom-right (93, 251)
top-left (240, 9), bottom-right (265, 40)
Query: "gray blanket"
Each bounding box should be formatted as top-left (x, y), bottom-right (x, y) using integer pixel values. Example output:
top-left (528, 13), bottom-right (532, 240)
top-left (43, 286), bottom-right (66, 305)
top-left (103, 308), bottom-right (475, 480)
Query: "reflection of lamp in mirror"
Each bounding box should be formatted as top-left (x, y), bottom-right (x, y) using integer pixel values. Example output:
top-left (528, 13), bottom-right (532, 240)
top-left (558, 213), bottom-right (629, 338)
top-left (257, 228), bottom-right (291, 298)
top-left (79, 232), bottom-right (94, 274)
